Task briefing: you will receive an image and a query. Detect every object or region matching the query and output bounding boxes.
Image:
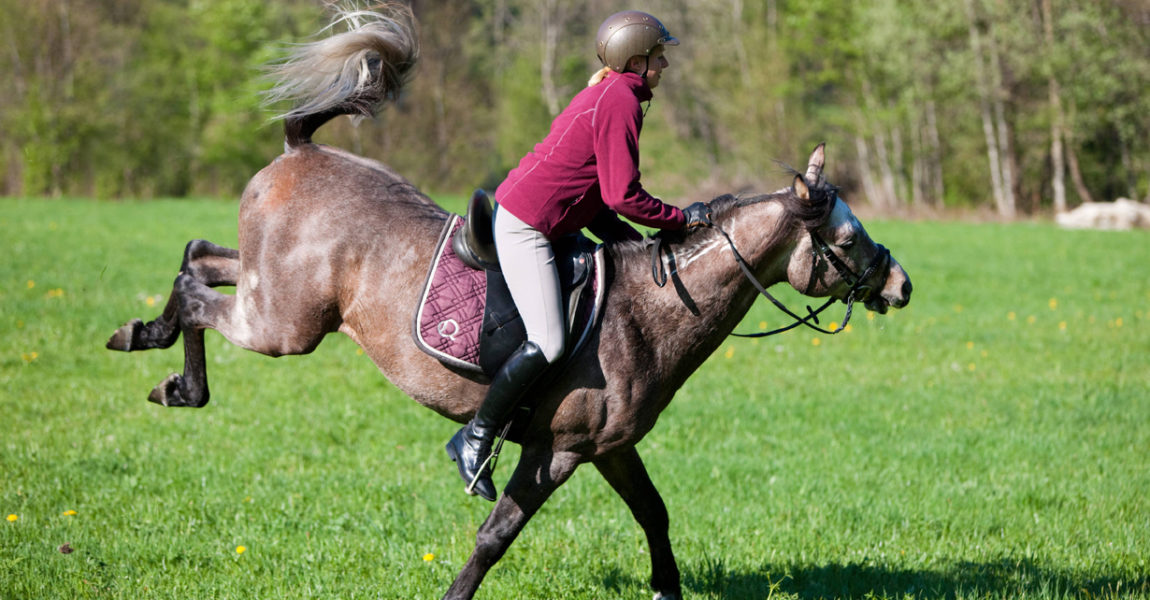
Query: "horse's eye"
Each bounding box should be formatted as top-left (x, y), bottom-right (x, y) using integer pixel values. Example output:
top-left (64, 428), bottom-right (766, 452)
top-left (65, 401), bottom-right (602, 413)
top-left (839, 239), bottom-right (855, 250)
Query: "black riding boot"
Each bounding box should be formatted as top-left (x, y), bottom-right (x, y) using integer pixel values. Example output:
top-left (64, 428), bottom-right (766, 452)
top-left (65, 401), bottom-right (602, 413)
top-left (445, 341), bottom-right (550, 501)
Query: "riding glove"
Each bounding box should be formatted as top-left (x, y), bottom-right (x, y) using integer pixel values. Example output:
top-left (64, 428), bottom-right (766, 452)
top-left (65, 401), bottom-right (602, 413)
top-left (683, 202), bottom-right (713, 230)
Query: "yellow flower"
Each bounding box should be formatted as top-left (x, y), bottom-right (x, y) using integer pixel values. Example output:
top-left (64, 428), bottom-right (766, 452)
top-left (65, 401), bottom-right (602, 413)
top-left (1115, 318), bottom-right (1124, 328)
top-left (968, 363), bottom-right (977, 372)
top-left (811, 338), bottom-right (821, 347)
top-left (723, 346), bottom-right (735, 359)
top-left (236, 545), bottom-right (246, 555)
top-left (1059, 321), bottom-right (1067, 331)
top-left (1027, 315), bottom-right (1037, 325)
top-left (1007, 311), bottom-right (1016, 321)
top-left (145, 296), bottom-right (156, 307)
top-left (1048, 298), bottom-right (1058, 310)
top-left (867, 311), bottom-right (875, 321)
top-left (828, 322), bottom-right (839, 331)
top-left (953, 304), bottom-right (964, 313)
top-left (26, 280), bottom-right (35, 289)
top-left (45, 288), bottom-right (65, 299)
top-left (21, 352), bottom-right (39, 364)
top-left (423, 553), bottom-right (435, 562)
top-left (758, 321), bottom-right (767, 330)
top-left (62, 510), bottom-right (77, 516)
top-left (6, 514), bottom-right (16, 522)
top-left (965, 341), bottom-right (975, 350)
top-left (843, 324), bottom-right (853, 333)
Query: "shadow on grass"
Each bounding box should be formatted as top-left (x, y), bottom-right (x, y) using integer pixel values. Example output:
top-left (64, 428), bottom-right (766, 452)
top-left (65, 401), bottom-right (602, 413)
top-left (602, 559), bottom-right (1149, 599)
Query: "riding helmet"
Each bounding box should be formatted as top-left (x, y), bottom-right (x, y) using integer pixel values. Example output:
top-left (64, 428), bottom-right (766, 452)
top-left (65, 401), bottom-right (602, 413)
top-left (595, 10), bottom-right (679, 73)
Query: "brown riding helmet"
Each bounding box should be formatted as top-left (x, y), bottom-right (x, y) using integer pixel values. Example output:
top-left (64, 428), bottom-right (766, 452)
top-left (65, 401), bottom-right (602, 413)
top-left (595, 10), bottom-right (679, 73)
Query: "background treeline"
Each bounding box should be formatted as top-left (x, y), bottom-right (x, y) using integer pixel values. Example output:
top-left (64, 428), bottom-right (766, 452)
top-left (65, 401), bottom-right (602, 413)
top-left (2, 0), bottom-right (1147, 215)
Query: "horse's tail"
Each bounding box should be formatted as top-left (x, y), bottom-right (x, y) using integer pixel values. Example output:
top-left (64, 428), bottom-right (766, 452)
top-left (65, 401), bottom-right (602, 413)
top-left (264, 2), bottom-right (419, 148)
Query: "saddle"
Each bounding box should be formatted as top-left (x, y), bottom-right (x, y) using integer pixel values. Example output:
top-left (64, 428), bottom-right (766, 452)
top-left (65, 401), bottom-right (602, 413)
top-left (414, 190), bottom-right (605, 376)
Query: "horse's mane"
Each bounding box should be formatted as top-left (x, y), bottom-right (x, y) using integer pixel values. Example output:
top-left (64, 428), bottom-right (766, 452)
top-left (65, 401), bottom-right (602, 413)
top-left (607, 173), bottom-right (838, 268)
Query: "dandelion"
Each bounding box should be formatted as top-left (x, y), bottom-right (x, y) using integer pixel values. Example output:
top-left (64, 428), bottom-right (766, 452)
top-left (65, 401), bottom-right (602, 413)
top-left (828, 322), bottom-right (839, 331)
top-left (145, 296), bottom-right (156, 307)
top-left (21, 352), bottom-right (39, 364)
top-left (62, 510), bottom-right (77, 516)
top-left (26, 280), bottom-right (35, 289)
top-left (844, 324), bottom-right (853, 333)
top-left (1027, 315), bottom-right (1037, 325)
top-left (6, 514), bottom-right (16, 522)
top-left (966, 341), bottom-right (975, 350)
top-left (423, 553), bottom-right (435, 562)
top-left (1007, 311), bottom-right (1016, 321)
top-left (1048, 298), bottom-right (1058, 310)
top-left (45, 288), bottom-right (65, 299)
top-left (759, 321), bottom-right (768, 330)
top-left (867, 311), bottom-right (876, 321)
top-left (1059, 321), bottom-right (1067, 331)
top-left (981, 350), bottom-right (988, 358)
top-left (968, 363), bottom-right (976, 372)
top-left (1115, 318), bottom-right (1124, 328)
top-left (811, 338), bottom-right (821, 347)
top-left (355, 348), bottom-right (365, 356)
top-left (236, 545), bottom-right (246, 555)
top-left (724, 346), bottom-right (735, 359)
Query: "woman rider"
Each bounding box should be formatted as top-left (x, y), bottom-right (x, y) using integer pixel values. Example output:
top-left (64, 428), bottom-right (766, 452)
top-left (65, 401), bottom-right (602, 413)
top-left (445, 10), bottom-right (713, 501)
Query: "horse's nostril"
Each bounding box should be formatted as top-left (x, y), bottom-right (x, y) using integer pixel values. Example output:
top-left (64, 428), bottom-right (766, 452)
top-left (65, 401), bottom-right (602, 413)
top-left (902, 279), bottom-right (913, 298)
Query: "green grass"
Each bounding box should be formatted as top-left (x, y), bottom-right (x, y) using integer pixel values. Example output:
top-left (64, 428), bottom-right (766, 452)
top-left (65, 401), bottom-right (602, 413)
top-left (2, 197), bottom-right (1148, 599)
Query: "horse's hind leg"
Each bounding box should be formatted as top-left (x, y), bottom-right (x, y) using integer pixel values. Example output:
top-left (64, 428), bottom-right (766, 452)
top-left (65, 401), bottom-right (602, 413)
top-left (107, 240), bottom-right (239, 352)
top-left (594, 448), bottom-right (682, 599)
top-left (146, 272), bottom-right (236, 407)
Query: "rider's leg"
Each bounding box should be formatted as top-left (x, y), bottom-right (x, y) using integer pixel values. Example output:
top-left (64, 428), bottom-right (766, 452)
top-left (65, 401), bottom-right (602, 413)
top-left (445, 208), bottom-right (563, 501)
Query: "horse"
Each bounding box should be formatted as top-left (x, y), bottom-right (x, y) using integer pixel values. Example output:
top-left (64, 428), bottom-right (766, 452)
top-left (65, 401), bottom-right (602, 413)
top-left (105, 6), bottom-right (911, 599)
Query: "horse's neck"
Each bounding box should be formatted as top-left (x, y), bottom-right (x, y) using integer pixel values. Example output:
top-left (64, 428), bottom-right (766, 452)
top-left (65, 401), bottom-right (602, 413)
top-left (615, 202), bottom-right (795, 375)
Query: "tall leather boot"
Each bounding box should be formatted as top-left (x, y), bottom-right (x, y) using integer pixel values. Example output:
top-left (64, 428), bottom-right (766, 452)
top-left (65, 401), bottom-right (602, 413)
top-left (445, 341), bottom-right (550, 501)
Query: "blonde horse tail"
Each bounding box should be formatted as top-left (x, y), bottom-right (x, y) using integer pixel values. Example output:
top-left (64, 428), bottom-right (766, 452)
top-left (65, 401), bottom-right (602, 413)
top-left (264, 2), bottom-right (419, 148)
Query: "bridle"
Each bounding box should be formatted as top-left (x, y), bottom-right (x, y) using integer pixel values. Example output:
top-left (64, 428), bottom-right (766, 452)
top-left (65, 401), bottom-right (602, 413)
top-left (650, 204), bottom-right (891, 338)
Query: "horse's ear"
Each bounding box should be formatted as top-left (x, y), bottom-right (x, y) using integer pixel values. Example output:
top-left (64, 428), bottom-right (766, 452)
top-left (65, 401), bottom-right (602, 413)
top-left (793, 174), bottom-right (810, 201)
top-left (805, 143), bottom-right (826, 183)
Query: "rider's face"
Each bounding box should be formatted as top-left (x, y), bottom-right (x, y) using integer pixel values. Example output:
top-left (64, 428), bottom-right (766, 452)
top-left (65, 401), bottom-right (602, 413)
top-left (629, 46), bottom-right (669, 89)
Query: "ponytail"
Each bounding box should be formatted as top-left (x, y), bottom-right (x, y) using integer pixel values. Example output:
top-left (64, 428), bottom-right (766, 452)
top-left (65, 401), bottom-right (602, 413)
top-left (587, 66), bottom-right (613, 87)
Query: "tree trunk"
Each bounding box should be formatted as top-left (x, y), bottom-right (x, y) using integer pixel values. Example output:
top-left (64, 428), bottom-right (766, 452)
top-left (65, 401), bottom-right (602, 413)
top-left (540, 0), bottom-right (561, 117)
top-left (925, 99), bottom-right (945, 206)
top-left (965, 0), bottom-right (1009, 216)
top-left (855, 135), bottom-right (884, 209)
top-left (1040, 0), bottom-right (1067, 213)
top-left (1065, 128), bottom-right (1095, 204)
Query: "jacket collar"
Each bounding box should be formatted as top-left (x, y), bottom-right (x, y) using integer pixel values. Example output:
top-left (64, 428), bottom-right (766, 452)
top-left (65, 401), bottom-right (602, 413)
top-left (606, 70), bottom-right (654, 102)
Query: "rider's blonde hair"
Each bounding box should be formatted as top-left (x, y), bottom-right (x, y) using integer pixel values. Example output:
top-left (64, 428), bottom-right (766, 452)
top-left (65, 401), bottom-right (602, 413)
top-left (587, 66), bottom-right (613, 87)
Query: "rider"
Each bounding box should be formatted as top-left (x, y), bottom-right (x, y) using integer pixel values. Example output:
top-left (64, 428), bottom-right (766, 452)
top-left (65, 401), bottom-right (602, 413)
top-left (445, 10), bottom-right (713, 501)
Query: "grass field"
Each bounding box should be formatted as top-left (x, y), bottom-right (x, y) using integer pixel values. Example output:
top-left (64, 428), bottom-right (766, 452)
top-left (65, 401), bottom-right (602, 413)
top-left (2, 197), bottom-right (1148, 599)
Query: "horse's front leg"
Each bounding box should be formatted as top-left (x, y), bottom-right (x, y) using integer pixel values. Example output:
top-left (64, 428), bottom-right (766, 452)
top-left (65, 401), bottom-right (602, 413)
top-left (594, 447), bottom-right (681, 600)
top-left (107, 240), bottom-right (239, 352)
top-left (443, 447), bottom-right (580, 600)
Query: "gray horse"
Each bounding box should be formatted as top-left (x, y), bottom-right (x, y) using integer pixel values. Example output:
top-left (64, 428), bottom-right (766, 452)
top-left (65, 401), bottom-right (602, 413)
top-left (107, 5), bottom-right (911, 599)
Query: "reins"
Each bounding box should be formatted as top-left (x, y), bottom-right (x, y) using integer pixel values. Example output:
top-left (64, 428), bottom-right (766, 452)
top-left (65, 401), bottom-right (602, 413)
top-left (649, 217), bottom-right (890, 338)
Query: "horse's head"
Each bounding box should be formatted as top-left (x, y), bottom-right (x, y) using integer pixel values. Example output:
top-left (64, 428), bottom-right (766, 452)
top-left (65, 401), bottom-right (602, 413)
top-left (784, 144), bottom-right (912, 314)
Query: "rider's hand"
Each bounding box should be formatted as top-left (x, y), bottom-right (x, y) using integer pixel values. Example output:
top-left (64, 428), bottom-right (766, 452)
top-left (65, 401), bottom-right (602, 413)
top-left (682, 202), bottom-right (713, 230)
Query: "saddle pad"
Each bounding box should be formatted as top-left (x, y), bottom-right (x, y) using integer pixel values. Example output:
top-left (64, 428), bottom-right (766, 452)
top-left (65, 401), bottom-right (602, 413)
top-left (413, 215), bottom-right (486, 372)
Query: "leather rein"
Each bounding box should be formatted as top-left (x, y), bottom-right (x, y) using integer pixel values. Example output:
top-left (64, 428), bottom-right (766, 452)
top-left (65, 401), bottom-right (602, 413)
top-left (650, 218), bottom-right (891, 338)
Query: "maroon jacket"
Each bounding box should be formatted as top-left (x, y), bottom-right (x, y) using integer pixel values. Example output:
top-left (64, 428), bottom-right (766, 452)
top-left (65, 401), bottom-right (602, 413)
top-left (495, 71), bottom-right (686, 241)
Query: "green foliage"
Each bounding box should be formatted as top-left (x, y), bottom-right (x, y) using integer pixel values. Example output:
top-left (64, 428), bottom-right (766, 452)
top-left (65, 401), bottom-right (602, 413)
top-left (2, 198), bottom-right (1149, 598)
top-left (0, 1), bottom-right (1147, 209)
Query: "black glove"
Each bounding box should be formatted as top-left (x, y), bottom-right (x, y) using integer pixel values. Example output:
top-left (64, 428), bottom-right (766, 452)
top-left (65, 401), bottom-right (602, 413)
top-left (682, 202), bottom-right (713, 230)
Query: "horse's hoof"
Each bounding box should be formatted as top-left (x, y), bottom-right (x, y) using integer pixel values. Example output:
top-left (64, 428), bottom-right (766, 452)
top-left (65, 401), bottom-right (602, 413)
top-left (147, 373), bottom-right (207, 408)
top-left (106, 319), bottom-right (143, 351)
